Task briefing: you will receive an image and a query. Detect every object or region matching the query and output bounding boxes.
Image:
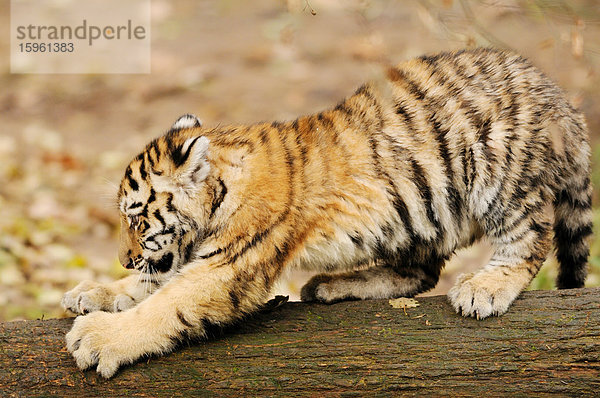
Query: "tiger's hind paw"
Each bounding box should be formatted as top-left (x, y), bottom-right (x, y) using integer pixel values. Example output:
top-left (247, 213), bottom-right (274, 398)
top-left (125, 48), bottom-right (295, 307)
top-left (448, 272), bottom-right (522, 319)
top-left (300, 274), bottom-right (342, 304)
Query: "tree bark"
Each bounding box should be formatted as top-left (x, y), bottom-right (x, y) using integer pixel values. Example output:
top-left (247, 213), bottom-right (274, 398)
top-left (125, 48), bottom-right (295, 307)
top-left (1, 288), bottom-right (599, 397)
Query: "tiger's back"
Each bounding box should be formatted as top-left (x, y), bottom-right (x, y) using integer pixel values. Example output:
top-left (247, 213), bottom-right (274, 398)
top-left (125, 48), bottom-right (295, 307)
top-left (195, 48), bottom-right (591, 305)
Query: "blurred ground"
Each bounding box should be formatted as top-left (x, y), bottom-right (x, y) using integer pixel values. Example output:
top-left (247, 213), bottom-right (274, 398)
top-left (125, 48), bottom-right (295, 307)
top-left (1, 0), bottom-right (600, 321)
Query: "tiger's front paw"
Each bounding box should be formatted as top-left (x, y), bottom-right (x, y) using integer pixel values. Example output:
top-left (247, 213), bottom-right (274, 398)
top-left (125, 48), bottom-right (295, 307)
top-left (66, 311), bottom-right (137, 378)
top-left (62, 281), bottom-right (136, 315)
top-left (448, 272), bottom-right (521, 319)
top-left (62, 281), bottom-right (112, 315)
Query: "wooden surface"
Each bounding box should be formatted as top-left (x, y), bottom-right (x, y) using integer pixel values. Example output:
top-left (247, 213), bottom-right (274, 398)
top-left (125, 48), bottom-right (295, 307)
top-left (1, 288), bottom-right (599, 397)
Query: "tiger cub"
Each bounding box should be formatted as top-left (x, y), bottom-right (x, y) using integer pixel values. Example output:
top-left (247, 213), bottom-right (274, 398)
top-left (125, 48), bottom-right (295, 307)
top-left (63, 48), bottom-right (592, 378)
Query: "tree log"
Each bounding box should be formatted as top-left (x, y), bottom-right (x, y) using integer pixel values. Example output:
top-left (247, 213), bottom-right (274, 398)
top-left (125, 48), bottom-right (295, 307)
top-left (1, 288), bottom-right (599, 397)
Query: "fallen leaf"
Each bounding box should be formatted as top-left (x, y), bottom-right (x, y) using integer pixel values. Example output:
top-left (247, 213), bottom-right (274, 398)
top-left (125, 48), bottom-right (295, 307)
top-left (389, 297), bottom-right (419, 309)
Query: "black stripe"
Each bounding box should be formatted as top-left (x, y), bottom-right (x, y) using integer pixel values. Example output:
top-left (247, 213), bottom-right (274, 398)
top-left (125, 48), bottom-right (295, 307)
top-left (125, 166), bottom-right (139, 191)
top-left (199, 247), bottom-right (222, 259)
top-left (459, 147), bottom-right (468, 190)
top-left (147, 188), bottom-right (156, 204)
top-left (259, 128), bottom-right (270, 145)
top-left (317, 113), bottom-right (334, 130)
top-left (354, 83), bottom-right (370, 96)
top-left (139, 155), bottom-right (147, 180)
top-left (140, 203), bottom-right (148, 219)
top-left (140, 220), bottom-right (150, 233)
top-left (229, 290), bottom-right (240, 309)
top-left (493, 198), bottom-right (546, 236)
top-left (482, 133), bottom-right (517, 221)
top-left (334, 102), bottom-right (354, 125)
top-left (176, 235), bottom-right (183, 259)
top-left (293, 121), bottom-right (308, 167)
top-left (209, 128), bottom-right (256, 152)
top-left (555, 221), bottom-right (593, 243)
top-left (305, 117), bottom-right (316, 135)
top-left (463, 147), bottom-right (475, 191)
top-left (154, 209), bottom-right (165, 227)
top-left (291, 120), bottom-right (309, 206)
top-left (356, 84), bottom-right (384, 130)
top-left (503, 143), bottom-right (538, 211)
top-left (146, 147), bottom-right (156, 168)
top-left (128, 202), bottom-right (143, 209)
top-left (151, 140), bottom-right (161, 162)
top-left (395, 102), bottom-right (416, 132)
top-left (141, 278), bottom-right (161, 287)
top-left (418, 53), bottom-right (442, 65)
top-left (161, 226), bottom-right (176, 235)
top-left (147, 252), bottom-right (174, 273)
top-left (183, 241), bottom-right (195, 263)
top-left (349, 233), bottom-right (364, 249)
top-left (391, 68), bottom-right (426, 100)
top-left (410, 159), bottom-right (440, 235)
top-left (210, 178), bottom-right (227, 218)
top-left (371, 132), bottom-right (415, 245)
top-left (172, 136), bottom-right (200, 168)
top-left (390, 192), bottom-right (414, 239)
top-left (530, 220), bottom-right (548, 234)
top-left (431, 118), bottom-right (462, 219)
top-left (477, 118), bottom-right (493, 160)
top-left (384, 172), bottom-right (416, 244)
top-left (381, 223), bottom-right (395, 240)
top-left (176, 309), bottom-right (194, 328)
top-left (166, 193), bottom-right (177, 213)
top-left (200, 318), bottom-right (220, 338)
top-left (555, 188), bottom-right (592, 210)
top-left (143, 236), bottom-right (161, 252)
top-left (143, 226), bottom-right (176, 250)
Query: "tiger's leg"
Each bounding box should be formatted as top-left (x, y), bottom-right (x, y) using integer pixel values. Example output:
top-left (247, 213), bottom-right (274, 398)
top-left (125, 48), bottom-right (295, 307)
top-left (62, 273), bottom-right (160, 315)
top-left (301, 259), bottom-right (443, 303)
top-left (448, 209), bottom-right (552, 319)
top-left (65, 261), bottom-right (272, 378)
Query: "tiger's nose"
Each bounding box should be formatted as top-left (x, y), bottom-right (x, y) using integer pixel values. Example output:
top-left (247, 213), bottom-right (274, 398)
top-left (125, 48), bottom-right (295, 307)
top-left (123, 259), bottom-right (135, 269)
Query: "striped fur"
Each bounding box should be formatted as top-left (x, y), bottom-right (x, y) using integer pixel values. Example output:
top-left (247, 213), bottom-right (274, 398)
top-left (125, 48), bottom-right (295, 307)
top-left (64, 48), bottom-right (592, 378)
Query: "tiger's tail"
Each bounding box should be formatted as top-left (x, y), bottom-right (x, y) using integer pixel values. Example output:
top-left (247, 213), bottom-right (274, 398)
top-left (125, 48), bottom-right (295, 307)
top-left (553, 135), bottom-right (593, 289)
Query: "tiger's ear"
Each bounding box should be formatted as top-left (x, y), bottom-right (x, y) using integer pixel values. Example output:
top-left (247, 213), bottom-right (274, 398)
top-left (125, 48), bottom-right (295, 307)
top-left (148, 136), bottom-right (210, 194)
top-left (170, 136), bottom-right (210, 188)
top-left (171, 114), bottom-right (202, 130)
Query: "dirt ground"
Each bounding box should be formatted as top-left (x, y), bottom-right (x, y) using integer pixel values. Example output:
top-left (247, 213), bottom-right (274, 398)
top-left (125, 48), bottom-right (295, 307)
top-left (1, 0), bottom-right (600, 321)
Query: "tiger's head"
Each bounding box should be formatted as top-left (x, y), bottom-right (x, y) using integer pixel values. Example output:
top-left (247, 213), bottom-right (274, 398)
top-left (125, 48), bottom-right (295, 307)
top-left (117, 114), bottom-right (220, 276)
